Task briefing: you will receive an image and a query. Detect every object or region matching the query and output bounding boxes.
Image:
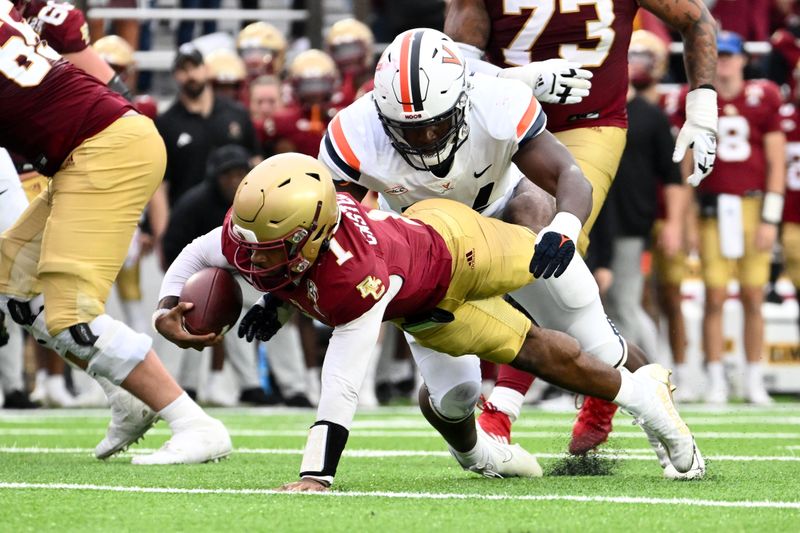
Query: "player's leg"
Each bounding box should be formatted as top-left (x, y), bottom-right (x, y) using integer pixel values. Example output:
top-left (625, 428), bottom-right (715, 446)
top-left (739, 197), bottom-right (773, 404)
top-left (411, 296), bottom-right (701, 476)
top-left (699, 212), bottom-right (731, 404)
top-left (783, 222), bottom-right (800, 338)
top-left (8, 116), bottom-right (229, 463)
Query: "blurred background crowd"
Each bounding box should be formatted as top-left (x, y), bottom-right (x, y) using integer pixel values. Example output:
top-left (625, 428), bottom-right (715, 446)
top-left (1, 0), bottom-right (799, 411)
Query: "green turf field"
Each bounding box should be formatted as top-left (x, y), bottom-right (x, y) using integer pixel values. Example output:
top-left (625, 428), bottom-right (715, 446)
top-left (1, 403), bottom-right (799, 532)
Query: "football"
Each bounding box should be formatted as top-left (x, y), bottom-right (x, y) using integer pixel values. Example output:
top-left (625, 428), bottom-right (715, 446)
top-left (179, 267), bottom-right (243, 335)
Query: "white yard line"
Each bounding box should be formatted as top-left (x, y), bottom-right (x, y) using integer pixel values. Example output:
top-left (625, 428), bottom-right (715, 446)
top-left (0, 446), bottom-right (798, 462)
top-left (0, 482), bottom-right (798, 509)
top-left (0, 427), bottom-right (799, 439)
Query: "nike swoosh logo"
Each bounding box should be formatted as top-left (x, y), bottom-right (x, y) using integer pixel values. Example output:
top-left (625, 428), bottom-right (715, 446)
top-left (473, 164), bottom-right (491, 178)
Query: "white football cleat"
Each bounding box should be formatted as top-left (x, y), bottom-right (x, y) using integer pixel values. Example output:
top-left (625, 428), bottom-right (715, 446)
top-left (95, 387), bottom-right (158, 459)
top-left (643, 425), bottom-right (706, 480)
top-left (625, 364), bottom-right (696, 474)
top-left (131, 417), bottom-right (232, 465)
top-left (450, 426), bottom-right (543, 478)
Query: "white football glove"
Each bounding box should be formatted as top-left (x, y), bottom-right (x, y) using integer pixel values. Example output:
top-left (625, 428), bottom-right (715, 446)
top-left (499, 58), bottom-right (593, 105)
top-left (672, 87), bottom-right (718, 187)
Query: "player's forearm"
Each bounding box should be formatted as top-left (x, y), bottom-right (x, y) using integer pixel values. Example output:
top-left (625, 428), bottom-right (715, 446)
top-left (555, 165), bottom-right (593, 225)
top-left (62, 48), bottom-right (116, 84)
top-left (663, 183), bottom-right (689, 226)
top-left (444, 0), bottom-right (490, 50)
top-left (641, 0), bottom-right (717, 88)
top-left (158, 227), bottom-right (230, 302)
top-left (764, 132), bottom-right (787, 195)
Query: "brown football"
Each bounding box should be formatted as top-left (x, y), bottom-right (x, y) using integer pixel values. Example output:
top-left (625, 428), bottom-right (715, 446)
top-left (179, 267), bottom-right (243, 335)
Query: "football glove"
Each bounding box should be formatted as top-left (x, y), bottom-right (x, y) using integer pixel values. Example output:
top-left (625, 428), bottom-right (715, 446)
top-left (237, 294), bottom-right (288, 342)
top-left (672, 87), bottom-right (718, 187)
top-left (530, 212), bottom-right (582, 279)
top-left (500, 58), bottom-right (593, 105)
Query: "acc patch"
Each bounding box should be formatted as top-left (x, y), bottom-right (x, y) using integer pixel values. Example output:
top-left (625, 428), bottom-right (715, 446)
top-left (356, 275), bottom-right (385, 300)
top-left (384, 184), bottom-right (408, 195)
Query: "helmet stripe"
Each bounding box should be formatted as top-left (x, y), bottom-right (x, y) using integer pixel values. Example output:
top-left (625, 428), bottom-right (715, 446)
top-left (408, 31), bottom-right (424, 112)
top-left (398, 32), bottom-right (414, 113)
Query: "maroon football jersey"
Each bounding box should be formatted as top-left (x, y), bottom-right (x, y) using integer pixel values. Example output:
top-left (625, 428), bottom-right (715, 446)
top-left (0, 2), bottom-right (134, 176)
top-left (673, 80), bottom-right (783, 196)
top-left (133, 94), bottom-right (158, 120)
top-left (779, 103), bottom-right (800, 224)
top-left (20, 0), bottom-right (89, 54)
top-left (221, 193), bottom-right (453, 327)
top-left (272, 103), bottom-right (337, 157)
top-left (483, 0), bottom-right (638, 132)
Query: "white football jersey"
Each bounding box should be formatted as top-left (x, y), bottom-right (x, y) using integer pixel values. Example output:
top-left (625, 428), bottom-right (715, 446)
top-left (318, 73), bottom-right (546, 217)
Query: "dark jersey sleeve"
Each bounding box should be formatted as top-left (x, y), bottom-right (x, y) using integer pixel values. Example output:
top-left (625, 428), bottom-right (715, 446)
top-left (29, 0), bottom-right (90, 54)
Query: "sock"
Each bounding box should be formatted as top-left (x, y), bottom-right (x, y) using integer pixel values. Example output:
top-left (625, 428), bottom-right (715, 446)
top-left (159, 392), bottom-right (206, 431)
top-left (746, 362), bottom-right (764, 390)
top-left (707, 361), bottom-right (725, 388)
top-left (612, 367), bottom-right (635, 409)
top-left (495, 364), bottom-right (536, 395)
top-left (675, 363), bottom-right (690, 387)
top-left (451, 437), bottom-right (486, 466)
top-left (486, 386), bottom-right (525, 422)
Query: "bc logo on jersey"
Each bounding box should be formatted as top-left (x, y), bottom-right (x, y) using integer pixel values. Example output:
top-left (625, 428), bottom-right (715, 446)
top-left (357, 276), bottom-right (385, 300)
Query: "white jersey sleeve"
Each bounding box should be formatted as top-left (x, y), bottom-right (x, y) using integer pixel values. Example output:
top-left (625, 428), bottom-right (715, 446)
top-left (471, 74), bottom-right (548, 149)
top-left (158, 227), bottom-right (232, 300)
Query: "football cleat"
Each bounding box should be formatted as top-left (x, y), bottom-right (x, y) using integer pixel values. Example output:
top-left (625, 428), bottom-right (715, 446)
top-left (131, 417), bottom-right (232, 465)
top-left (450, 426), bottom-right (542, 478)
top-left (477, 398), bottom-right (512, 444)
top-left (568, 396), bottom-right (619, 455)
top-left (642, 425), bottom-right (706, 480)
top-left (95, 388), bottom-right (158, 459)
top-left (625, 364), bottom-right (696, 473)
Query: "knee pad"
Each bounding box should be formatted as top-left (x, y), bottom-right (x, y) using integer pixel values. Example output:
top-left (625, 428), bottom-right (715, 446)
top-left (52, 314), bottom-right (152, 385)
top-left (430, 380), bottom-right (482, 422)
top-left (4, 295), bottom-right (60, 352)
top-left (583, 317), bottom-right (628, 368)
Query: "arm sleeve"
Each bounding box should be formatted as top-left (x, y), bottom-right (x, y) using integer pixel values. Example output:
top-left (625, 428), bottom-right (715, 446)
top-left (158, 227), bottom-right (232, 300)
top-left (313, 275), bottom-right (403, 429)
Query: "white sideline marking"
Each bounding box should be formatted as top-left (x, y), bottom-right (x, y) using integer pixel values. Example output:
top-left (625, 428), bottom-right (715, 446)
top-left (0, 428), bottom-right (799, 439)
top-left (1, 482), bottom-right (798, 509)
top-left (1, 446), bottom-right (799, 462)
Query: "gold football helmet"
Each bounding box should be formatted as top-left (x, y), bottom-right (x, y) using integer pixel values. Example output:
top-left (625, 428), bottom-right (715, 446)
top-left (325, 18), bottom-right (374, 74)
top-left (206, 49), bottom-right (246, 83)
top-left (229, 153), bottom-right (339, 291)
top-left (237, 22), bottom-right (287, 76)
top-left (628, 30), bottom-right (668, 87)
top-left (93, 35), bottom-right (135, 70)
top-left (289, 49), bottom-right (338, 105)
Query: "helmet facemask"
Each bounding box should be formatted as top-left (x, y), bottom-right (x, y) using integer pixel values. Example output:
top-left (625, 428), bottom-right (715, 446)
top-left (377, 91), bottom-right (469, 174)
top-left (229, 202), bottom-right (329, 292)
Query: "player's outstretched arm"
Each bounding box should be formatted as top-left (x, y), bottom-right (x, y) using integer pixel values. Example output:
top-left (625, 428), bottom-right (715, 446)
top-left (278, 276), bottom-right (402, 491)
top-left (643, 0), bottom-right (718, 186)
top-left (513, 130), bottom-right (592, 278)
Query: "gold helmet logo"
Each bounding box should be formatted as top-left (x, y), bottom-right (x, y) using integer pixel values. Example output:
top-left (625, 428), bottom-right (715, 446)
top-left (229, 153), bottom-right (339, 291)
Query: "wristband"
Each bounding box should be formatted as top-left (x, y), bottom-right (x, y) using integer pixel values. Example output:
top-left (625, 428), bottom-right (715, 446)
top-left (761, 192), bottom-right (785, 225)
top-left (299, 420), bottom-right (350, 485)
top-left (549, 211), bottom-right (583, 243)
top-left (151, 308), bottom-right (170, 332)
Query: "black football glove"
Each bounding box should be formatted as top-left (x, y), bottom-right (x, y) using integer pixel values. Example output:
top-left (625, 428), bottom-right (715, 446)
top-left (238, 294), bottom-right (286, 342)
top-left (530, 231), bottom-right (576, 279)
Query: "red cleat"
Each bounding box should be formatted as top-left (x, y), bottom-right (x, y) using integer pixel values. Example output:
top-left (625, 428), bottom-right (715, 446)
top-left (477, 397), bottom-right (512, 444)
top-left (569, 396), bottom-right (619, 455)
